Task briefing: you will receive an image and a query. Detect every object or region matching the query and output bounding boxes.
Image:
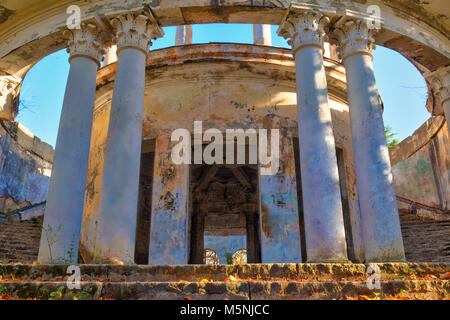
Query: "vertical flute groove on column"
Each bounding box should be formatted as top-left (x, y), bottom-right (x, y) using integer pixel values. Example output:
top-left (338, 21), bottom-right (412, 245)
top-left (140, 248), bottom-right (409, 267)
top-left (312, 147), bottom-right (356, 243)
top-left (332, 14), bottom-right (406, 262)
top-left (93, 12), bottom-right (164, 264)
top-left (278, 4), bottom-right (349, 263)
top-left (38, 24), bottom-right (106, 263)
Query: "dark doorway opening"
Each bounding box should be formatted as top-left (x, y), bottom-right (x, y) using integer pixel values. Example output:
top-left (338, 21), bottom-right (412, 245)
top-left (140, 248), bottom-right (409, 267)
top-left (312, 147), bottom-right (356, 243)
top-left (189, 163), bottom-right (261, 264)
top-left (134, 139), bottom-right (155, 265)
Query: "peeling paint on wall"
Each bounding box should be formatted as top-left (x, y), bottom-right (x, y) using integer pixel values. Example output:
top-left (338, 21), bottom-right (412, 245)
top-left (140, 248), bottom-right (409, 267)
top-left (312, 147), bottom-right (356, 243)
top-left (259, 136), bottom-right (302, 263)
top-left (148, 135), bottom-right (190, 265)
top-left (0, 124), bottom-right (51, 212)
top-left (392, 122), bottom-right (450, 212)
top-left (81, 45), bottom-right (361, 264)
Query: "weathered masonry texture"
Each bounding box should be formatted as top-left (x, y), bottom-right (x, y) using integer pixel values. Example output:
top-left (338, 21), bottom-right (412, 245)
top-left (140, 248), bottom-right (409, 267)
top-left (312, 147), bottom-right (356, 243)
top-left (0, 122), bottom-right (53, 214)
top-left (399, 213), bottom-right (450, 264)
top-left (0, 221), bottom-right (42, 264)
top-left (391, 119), bottom-right (450, 216)
top-left (0, 121), bottom-right (51, 263)
top-left (79, 43), bottom-right (364, 264)
top-left (0, 1), bottom-right (449, 270)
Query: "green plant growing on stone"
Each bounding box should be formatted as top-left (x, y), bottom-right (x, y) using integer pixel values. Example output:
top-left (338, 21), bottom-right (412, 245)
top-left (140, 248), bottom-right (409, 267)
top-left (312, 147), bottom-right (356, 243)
top-left (0, 265), bottom-right (7, 277)
top-left (397, 273), bottom-right (406, 280)
top-left (225, 252), bottom-right (233, 265)
top-left (8, 123), bottom-right (18, 139)
top-left (0, 285), bottom-right (7, 295)
top-left (385, 126), bottom-right (399, 148)
top-left (42, 224), bottom-right (62, 263)
top-left (67, 290), bottom-right (91, 300)
top-left (3, 208), bottom-right (19, 222)
top-left (48, 286), bottom-right (65, 300)
top-left (63, 236), bottom-right (77, 264)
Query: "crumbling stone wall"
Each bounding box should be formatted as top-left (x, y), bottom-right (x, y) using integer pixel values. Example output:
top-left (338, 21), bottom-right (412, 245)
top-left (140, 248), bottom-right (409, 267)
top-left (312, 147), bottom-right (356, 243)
top-left (390, 118), bottom-right (450, 263)
top-left (0, 121), bottom-right (53, 215)
top-left (391, 118), bottom-right (450, 214)
top-left (0, 121), bottom-right (52, 263)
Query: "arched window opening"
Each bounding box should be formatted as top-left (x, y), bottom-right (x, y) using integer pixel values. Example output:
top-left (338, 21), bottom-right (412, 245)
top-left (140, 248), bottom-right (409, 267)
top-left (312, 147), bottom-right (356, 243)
top-left (204, 248), bottom-right (220, 265)
top-left (232, 249), bottom-right (247, 265)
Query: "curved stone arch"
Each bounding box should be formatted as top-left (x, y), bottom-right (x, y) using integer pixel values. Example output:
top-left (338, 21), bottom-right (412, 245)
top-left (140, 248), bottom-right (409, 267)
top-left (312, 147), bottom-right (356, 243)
top-left (0, 0), bottom-right (448, 119)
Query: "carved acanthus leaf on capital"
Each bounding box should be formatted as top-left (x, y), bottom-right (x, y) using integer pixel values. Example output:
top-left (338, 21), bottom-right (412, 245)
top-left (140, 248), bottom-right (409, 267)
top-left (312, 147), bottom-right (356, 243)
top-left (278, 9), bottom-right (333, 53)
top-left (65, 23), bottom-right (107, 66)
top-left (331, 18), bottom-right (377, 62)
top-left (111, 12), bottom-right (164, 55)
top-left (426, 67), bottom-right (450, 115)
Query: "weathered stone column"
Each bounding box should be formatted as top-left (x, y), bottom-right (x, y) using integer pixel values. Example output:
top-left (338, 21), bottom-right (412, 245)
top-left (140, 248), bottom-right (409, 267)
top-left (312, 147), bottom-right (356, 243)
top-left (278, 5), bottom-right (348, 262)
top-left (253, 25), bottom-right (272, 46)
top-left (427, 67), bottom-right (450, 136)
top-left (38, 24), bottom-right (105, 263)
top-left (175, 25), bottom-right (193, 46)
top-left (93, 13), bottom-right (163, 264)
top-left (332, 15), bottom-right (405, 262)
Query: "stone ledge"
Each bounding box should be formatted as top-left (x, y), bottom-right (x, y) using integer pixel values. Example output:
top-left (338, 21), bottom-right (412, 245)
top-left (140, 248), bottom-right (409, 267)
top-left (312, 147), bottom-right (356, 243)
top-left (1, 263), bottom-right (449, 283)
top-left (1, 280), bottom-right (448, 300)
top-left (1, 121), bottom-right (54, 164)
top-left (1, 263), bottom-right (448, 299)
top-left (389, 116), bottom-right (445, 166)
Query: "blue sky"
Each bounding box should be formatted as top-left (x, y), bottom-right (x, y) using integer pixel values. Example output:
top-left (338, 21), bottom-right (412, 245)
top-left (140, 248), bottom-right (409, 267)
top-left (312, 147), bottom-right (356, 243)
top-left (18, 24), bottom-right (429, 148)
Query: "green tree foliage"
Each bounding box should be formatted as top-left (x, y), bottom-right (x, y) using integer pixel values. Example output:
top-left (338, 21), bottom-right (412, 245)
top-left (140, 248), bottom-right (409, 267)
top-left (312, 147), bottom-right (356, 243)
top-left (385, 126), bottom-right (399, 148)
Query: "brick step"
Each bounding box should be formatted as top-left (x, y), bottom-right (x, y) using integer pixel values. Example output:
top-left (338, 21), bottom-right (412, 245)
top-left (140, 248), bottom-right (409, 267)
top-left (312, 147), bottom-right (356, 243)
top-left (1, 263), bottom-right (449, 283)
top-left (400, 219), bottom-right (450, 263)
top-left (0, 222), bottom-right (42, 263)
top-left (1, 279), bottom-right (448, 300)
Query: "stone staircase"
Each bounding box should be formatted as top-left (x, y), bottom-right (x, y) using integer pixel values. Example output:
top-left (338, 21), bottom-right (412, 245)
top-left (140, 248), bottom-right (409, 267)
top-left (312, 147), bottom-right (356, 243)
top-left (0, 222), bottom-right (42, 264)
top-left (0, 263), bottom-right (449, 300)
top-left (400, 218), bottom-right (450, 263)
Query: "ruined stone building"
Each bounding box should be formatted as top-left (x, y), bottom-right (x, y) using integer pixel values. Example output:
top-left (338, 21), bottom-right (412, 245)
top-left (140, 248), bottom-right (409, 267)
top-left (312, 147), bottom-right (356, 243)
top-left (0, 1), bottom-right (449, 267)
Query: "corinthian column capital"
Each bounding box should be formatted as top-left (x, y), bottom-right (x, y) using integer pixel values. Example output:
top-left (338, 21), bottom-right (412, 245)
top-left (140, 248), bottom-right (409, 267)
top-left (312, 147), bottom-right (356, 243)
top-left (277, 4), bottom-right (336, 53)
top-left (331, 12), bottom-right (379, 62)
top-left (426, 66), bottom-right (450, 115)
top-left (111, 12), bottom-right (164, 55)
top-left (64, 23), bottom-right (107, 66)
